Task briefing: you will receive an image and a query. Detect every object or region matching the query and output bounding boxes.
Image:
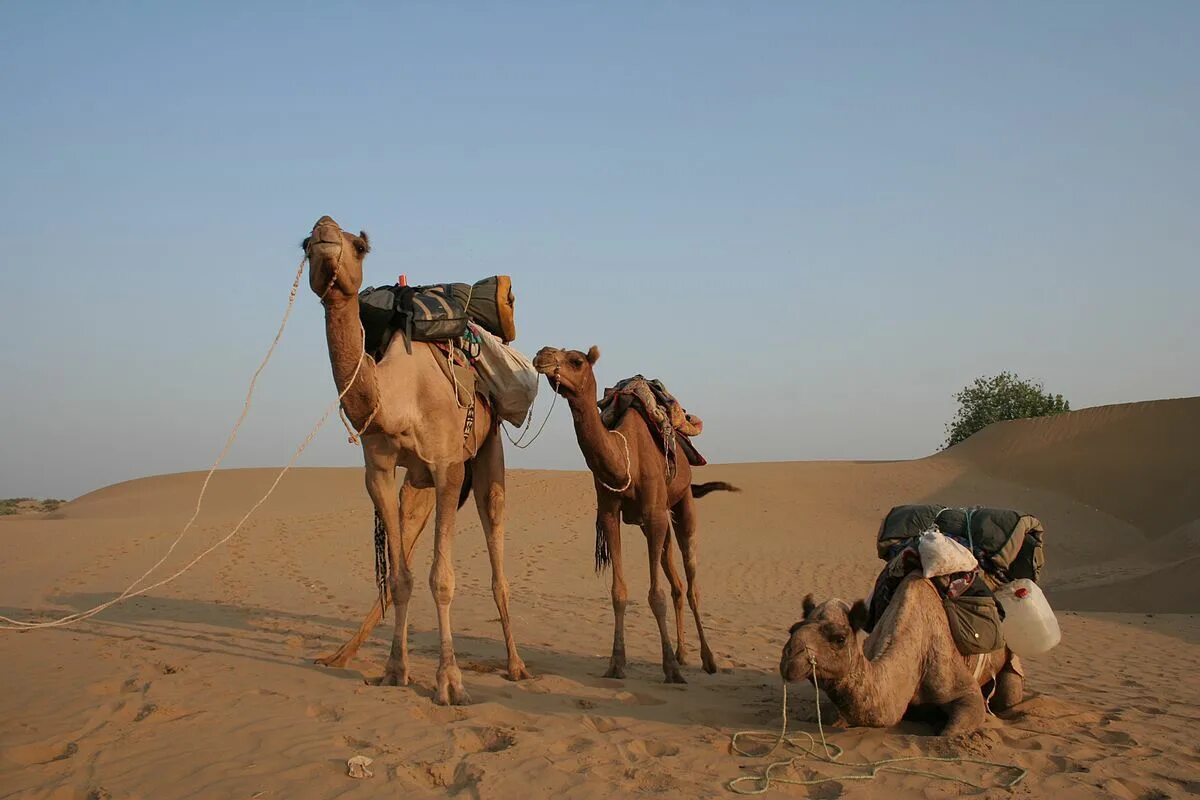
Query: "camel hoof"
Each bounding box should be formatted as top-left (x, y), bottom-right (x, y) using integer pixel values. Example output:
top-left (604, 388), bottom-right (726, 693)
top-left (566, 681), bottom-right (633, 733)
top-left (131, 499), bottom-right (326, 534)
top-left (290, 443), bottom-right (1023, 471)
top-left (368, 669), bottom-right (409, 687)
top-left (702, 659), bottom-right (718, 675)
top-left (314, 651), bottom-right (351, 668)
top-left (435, 684), bottom-right (472, 706)
top-left (602, 663), bottom-right (626, 680)
top-left (506, 662), bottom-right (534, 682)
top-left (674, 647), bottom-right (690, 667)
top-left (664, 670), bottom-right (688, 685)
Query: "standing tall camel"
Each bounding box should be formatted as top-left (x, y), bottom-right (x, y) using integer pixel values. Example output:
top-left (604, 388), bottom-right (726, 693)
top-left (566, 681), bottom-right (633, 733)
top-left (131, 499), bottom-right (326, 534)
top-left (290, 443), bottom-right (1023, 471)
top-left (533, 345), bottom-right (737, 683)
top-left (303, 215), bottom-right (530, 705)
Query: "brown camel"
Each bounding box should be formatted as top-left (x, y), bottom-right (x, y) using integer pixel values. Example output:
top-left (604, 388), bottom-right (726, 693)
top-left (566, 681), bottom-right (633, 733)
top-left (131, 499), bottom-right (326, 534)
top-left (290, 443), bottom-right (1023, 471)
top-left (303, 215), bottom-right (530, 705)
top-left (779, 572), bottom-right (1024, 736)
top-left (532, 345), bottom-right (737, 683)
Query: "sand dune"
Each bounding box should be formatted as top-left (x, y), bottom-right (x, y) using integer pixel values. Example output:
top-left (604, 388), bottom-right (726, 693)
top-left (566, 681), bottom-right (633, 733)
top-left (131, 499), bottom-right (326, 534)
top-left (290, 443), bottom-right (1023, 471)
top-left (1, 399), bottom-right (1197, 798)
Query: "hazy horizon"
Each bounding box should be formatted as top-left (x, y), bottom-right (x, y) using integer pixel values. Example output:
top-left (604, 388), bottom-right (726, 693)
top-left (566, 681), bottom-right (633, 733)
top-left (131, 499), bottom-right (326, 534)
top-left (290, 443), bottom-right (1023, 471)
top-left (2, 2), bottom-right (1198, 499)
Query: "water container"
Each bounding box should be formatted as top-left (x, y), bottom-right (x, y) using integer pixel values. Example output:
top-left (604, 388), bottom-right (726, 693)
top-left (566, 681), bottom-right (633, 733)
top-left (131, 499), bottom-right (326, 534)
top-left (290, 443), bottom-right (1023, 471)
top-left (995, 579), bottom-right (1061, 656)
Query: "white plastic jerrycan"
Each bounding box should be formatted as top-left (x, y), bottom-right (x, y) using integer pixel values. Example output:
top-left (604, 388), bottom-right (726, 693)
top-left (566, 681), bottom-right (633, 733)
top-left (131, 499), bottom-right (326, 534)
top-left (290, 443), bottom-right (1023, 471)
top-left (996, 579), bottom-right (1061, 656)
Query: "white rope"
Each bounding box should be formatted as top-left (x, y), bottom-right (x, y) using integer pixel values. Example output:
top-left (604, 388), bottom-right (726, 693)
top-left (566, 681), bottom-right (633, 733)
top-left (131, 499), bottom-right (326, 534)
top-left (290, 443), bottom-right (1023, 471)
top-left (0, 255), bottom-right (367, 631)
top-left (596, 429), bottom-right (632, 493)
top-left (502, 376), bottom-right (560, 449)
top-left (726, 658), bottom-right (1027, 793)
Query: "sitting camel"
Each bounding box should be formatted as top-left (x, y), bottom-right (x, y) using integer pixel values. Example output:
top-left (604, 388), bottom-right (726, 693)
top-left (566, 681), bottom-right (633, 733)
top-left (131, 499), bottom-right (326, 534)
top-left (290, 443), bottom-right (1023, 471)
top-left (533, 345), bottom-right (737, 683)
top-left (779, 572), bottom-right (1023, 736)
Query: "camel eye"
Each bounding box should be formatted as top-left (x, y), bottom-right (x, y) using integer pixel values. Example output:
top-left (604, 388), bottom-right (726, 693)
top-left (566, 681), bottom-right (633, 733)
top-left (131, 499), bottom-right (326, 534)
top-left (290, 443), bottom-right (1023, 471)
top-left (830, 634), bottom-right (847, 647)
top-left (353, 240), bottom-right (367, 254)
top-left (570, 356), bottom-right (583, 366)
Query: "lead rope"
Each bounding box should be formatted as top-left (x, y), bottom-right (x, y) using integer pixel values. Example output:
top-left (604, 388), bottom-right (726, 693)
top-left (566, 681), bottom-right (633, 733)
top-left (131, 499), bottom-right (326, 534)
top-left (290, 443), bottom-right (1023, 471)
top-left (596, 429), bottom-right (633, 493)
top-left (503, 375), bottom-right (560, 449)
top-left (727, 658), bottom-right (1027, 794)
top-left (1, 253), bottom-right (367, 631)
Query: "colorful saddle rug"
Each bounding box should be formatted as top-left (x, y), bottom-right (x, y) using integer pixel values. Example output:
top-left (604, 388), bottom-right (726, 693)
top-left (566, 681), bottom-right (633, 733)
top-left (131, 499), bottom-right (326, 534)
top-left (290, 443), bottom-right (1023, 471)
top-left (598, 375), bottom-right (706, 478)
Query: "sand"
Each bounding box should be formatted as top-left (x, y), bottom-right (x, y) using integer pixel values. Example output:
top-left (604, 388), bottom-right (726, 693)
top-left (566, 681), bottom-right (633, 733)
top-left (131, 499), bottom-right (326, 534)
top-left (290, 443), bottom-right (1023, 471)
top-left (1, 398), bottom-right (1197, 799)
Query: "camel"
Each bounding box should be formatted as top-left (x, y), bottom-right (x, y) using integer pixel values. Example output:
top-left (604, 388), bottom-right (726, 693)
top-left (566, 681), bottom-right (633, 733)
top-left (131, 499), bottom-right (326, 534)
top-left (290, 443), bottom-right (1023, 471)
top-left (779, 572), bottom-right (1024, 736)
top-left (302, 215), bottom-right (530, 705)
top-left (532, 345), bottom-right (737, 683)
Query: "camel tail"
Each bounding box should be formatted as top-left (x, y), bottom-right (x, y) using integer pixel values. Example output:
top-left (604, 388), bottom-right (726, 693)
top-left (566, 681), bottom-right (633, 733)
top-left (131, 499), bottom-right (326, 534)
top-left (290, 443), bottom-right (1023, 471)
top-left (691, 481), bottom-right (740, 498)
top-left (458, 461), bottom-right (474, 510)
top-left (594, 519), bottom-right (611, 573)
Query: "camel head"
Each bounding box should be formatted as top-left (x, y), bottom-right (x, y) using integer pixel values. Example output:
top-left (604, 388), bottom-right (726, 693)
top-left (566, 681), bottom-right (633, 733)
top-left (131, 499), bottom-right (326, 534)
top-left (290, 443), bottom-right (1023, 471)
top-left (779, 594), bottom-right (869, 684)
top-left (301, 215), bottom-right (371, 302)
top-left (533, 345), bottom-right (601, 401)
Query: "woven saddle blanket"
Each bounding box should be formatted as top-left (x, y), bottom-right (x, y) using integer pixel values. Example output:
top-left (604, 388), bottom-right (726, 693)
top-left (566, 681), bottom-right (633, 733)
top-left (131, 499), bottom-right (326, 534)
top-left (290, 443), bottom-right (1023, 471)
top-left (598, 375), bottom-right (706, 475)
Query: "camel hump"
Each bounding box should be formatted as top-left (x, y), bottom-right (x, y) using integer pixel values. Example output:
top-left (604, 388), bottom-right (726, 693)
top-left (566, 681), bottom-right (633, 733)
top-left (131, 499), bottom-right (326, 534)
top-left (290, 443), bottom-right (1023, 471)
top-left (690, 482), bottom-right (740, 498)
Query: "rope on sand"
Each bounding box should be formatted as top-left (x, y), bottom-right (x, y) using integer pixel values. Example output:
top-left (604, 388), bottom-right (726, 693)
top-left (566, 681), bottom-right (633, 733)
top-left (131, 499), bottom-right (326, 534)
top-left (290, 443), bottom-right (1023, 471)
top-left (0, 257), bottom-right (369, 631)
top-left (727, 659), bottom-right (1027, 794)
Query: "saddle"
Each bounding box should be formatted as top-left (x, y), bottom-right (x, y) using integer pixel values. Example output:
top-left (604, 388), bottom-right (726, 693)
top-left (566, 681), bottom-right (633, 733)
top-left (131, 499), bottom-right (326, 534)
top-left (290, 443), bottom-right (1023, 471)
top-left (598, 375), bottom-right (706, 479)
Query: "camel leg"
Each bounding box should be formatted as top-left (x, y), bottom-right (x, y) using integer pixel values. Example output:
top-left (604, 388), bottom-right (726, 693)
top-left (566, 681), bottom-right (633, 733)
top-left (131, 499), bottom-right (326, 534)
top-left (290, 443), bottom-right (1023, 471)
top-left (472, 434), bottom-right (532, 681)
top-left (991, 652), bottom-right (1025, 711)
top-left (673, 496), bottom-right (717, 674)
top-left (316, 477), bottom-right (434, 669)
top-left (366, 463), bottom-right (430, 686)
top-left (643, 510), bottom-right (686, 684)
top-left (598, 503), bottom-right (627, 679)
top-left (430, 460), bottom-right (470, 705)
top-left (941, 690), bottom-right (986, 736)
top-left (660, 526), bottom-right (689, 666)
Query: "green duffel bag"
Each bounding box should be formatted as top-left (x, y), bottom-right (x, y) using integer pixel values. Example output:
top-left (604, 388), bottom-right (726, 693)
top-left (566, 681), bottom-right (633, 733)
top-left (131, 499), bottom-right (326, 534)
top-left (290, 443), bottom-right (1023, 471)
top-left (449, 275), bottom-right (517, 343)
top-left (944, 591), bottom-right (1005, 656)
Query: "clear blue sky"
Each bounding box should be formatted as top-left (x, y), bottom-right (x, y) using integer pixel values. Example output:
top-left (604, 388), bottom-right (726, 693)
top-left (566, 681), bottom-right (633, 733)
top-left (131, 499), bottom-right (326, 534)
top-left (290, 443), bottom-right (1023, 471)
top-left (2, 2), bottom-right (1197, 499)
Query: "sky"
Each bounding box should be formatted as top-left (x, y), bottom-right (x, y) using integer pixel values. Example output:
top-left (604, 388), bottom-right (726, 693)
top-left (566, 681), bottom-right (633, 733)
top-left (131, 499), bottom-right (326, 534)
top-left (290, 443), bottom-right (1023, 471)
top-left (1, 1), bottom-right (1197, 499)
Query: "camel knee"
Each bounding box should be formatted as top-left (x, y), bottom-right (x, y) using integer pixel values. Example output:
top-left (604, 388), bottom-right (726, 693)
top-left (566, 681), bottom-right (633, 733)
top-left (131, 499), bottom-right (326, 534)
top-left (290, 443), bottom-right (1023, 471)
top-left (429, 563), bottom-right (455, 605)
top-left (992, 669), bottom-right (1024, 711)
top-left (389, 567), bottom-right (414, 599)
top-left (647, 588), bottom-right (668, 616)
top-left (486, 484), bottom-right (504, 520)
top-left (491, 576), bottom-right (510, 603)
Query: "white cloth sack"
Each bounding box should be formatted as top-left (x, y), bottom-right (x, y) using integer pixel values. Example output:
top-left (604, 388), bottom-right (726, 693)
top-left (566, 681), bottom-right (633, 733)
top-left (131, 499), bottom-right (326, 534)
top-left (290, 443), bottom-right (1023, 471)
top-left (917, 529), bottom-right (978, 578)
top-left (470, 323), bottom-right (539, 426)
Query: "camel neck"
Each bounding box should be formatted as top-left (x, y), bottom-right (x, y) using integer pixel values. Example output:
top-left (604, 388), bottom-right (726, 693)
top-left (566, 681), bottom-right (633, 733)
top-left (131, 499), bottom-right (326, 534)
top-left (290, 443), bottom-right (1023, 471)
top-left (820, 637), bottom-right (911, 727)
top-left (567, 392), bottom-right (629, 491)
top-left (323, 296), bottom-right (380, 431)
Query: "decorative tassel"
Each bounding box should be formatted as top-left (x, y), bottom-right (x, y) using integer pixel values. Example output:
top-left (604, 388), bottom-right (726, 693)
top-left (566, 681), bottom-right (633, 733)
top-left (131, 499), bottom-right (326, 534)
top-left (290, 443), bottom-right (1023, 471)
top-left (373, 510), bottom-right (388, 617)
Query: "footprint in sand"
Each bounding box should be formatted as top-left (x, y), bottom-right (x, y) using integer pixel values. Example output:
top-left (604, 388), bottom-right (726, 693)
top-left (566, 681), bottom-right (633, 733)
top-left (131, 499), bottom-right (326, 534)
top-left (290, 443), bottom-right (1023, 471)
top-left (625, 739), bottom-right (680, 760)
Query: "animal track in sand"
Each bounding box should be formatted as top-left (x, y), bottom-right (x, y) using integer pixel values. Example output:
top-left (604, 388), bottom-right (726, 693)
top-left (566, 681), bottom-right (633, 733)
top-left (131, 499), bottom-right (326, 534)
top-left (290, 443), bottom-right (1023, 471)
top-left (305, 703), bottom-right (343, 722)
top-left (613, 690), bottom-right (667, 707)
top-left (626, 739), bottom-right (680, 759)
top-left (451, 724), bottom-right (516, 758)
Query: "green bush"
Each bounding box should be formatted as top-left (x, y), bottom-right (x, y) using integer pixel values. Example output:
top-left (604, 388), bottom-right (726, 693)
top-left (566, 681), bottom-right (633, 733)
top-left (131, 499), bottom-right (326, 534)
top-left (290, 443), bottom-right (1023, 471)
top-left (944, 372), bottom-right (1070, 448)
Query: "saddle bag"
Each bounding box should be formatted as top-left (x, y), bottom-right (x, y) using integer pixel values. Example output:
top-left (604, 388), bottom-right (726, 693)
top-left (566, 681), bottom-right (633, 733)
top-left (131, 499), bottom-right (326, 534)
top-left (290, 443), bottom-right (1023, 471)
top-left (939, 572), bottom-right (1006, 656)
top-left (449, 276), bottom-right (518, 343)
top-left (359, 286), bottom-right (401, 359)
top-left (397, 284), bottom-right (469, 349)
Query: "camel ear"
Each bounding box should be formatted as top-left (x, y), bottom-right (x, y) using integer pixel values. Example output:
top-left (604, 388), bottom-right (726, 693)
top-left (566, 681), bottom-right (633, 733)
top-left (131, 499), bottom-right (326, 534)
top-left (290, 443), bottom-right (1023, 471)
top-left (357, 231), bottom-right (371, 253)
top-left (586, 345), bottom-right (600, 364)
top-left (802, 594), bottom-right (816, 618)
top-left (300, 236), bottom-right (311, 251)
top-left (848, 599), bottom-right (870, 632)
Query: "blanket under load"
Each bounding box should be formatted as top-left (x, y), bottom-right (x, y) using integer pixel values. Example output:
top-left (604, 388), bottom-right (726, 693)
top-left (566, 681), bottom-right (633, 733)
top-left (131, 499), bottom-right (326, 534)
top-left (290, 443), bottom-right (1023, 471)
top-left (598, 375), bottom-right (706, 478)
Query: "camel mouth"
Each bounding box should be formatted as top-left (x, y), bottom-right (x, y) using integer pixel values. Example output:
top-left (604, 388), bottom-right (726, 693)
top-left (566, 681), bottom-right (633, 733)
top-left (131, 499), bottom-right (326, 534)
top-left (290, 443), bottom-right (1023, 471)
top-left (307, 216), bottom-right (344, 250)
top-left (532, 349), bottom-right (560, 375)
